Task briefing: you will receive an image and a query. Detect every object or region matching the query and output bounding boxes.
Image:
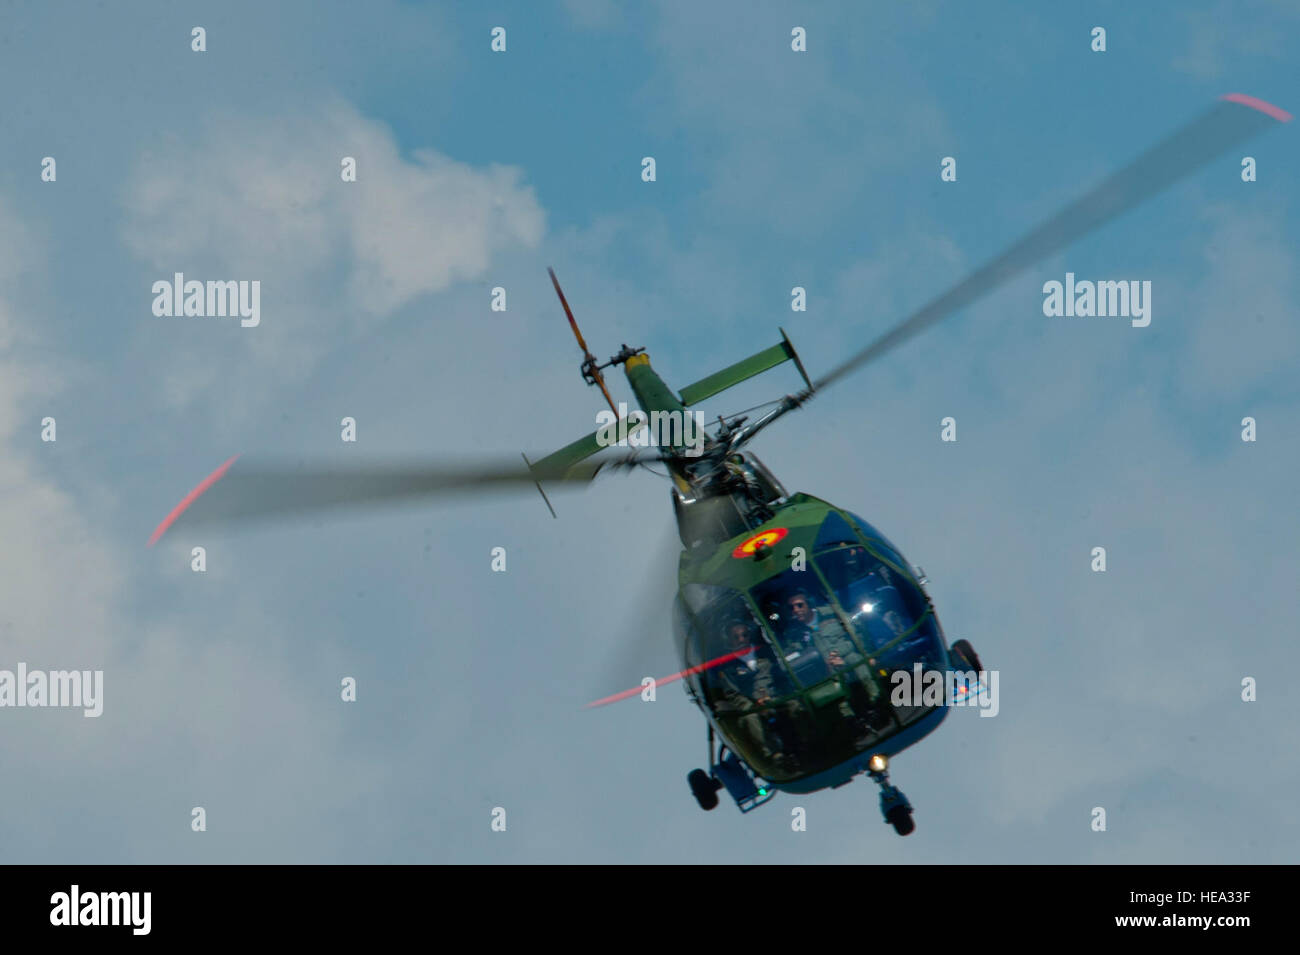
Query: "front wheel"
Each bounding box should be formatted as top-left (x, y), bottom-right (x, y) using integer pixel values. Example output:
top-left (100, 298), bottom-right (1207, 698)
top-left (886, 804), bottom-right (915, 835)
top-left (687, 768), bottom-right (721, 811)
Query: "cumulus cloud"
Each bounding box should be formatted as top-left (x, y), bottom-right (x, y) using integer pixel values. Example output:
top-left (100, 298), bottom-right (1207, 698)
top-left (120, 101), bottom-right (545, 414)
top-left (0, 184), bottom-right (387, 864)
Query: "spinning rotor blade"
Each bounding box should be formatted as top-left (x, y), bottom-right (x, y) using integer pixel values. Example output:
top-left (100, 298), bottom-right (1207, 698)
top-left (812, 93), bottom-right (1291, 393)
top-left (147, 452), bottom-right (651, 545)
top-left (582, 526), bottom-right (684, 707)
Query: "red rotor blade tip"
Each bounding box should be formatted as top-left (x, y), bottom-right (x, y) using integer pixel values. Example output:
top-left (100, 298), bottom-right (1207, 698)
top-left (1220, 93), bottom-right (1292, 123)
top-left (147, 454), bottom-right (241, 546)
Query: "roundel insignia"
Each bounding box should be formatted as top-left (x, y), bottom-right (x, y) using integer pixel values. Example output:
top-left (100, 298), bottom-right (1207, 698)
top-left (731, 527), bottom-right (788, 558)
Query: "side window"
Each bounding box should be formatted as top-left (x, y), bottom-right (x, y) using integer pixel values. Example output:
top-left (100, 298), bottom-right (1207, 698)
top-left (700, 601), bottom-right (790, 706)
top-left (678, 587), bottom-right (790, 705)
top-left (699, 597), bottom-right (761, 667)
top-left (674, 594), bottom-right (702, 671)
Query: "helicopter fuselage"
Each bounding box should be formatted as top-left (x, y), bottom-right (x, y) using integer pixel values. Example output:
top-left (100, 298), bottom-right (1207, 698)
top-left (615, 355), bottom-right (966, 799)
top-left (672, 489), bottom-right (963, 795)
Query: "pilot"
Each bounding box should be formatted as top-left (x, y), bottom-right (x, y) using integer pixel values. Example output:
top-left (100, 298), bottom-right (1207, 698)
top-left (773, 591), bottom-right (825, 683)
top-left (783, 589), bottom-right (885, 741)
top-left (713, 618), bottom-right (795, 767)
top-left (782, 589), bottom-right (859, 667)
top-left (715, 618), bottom-right (777, 707)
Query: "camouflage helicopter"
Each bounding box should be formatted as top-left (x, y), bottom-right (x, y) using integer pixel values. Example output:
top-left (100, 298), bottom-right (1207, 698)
top-left (150, 94), bottom-right (1288, 835)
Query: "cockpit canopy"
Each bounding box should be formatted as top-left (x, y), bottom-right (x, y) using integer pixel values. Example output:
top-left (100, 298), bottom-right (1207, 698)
top-left (674, 508), bottom-right (947, 782)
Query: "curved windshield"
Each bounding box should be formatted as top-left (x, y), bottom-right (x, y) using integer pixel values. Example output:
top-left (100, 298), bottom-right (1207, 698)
top-left (749, 569), bottom-right (862, 687)
top-left (844, 512), bottom-right (908, 562)
top-left (677, 532), bottom-right (950, 785)
top-left (815, 546), bottom-right (923, 648)
top-left (815, 544), bottom-right (947, 673)
top-left (746, 567), bottom-right (906, 780)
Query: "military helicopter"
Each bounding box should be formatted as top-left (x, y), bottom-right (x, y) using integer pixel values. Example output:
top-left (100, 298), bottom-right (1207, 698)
top-left (149, 94), bottom-right (1288, 835)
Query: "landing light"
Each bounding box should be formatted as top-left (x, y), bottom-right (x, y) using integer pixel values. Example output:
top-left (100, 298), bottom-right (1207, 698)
top-left (867, 754), bottom-right (888, 773)
top-left (860, 602), bottom-right (874, 614)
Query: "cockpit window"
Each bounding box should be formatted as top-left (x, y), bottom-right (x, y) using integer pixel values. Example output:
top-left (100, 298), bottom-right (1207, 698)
top-left (815, 545), bottom-right (946, 672)
top-left (679, 586), bottom-right (792, 702)
top-left (675, 585), bottom-right (806, 778)
top-left (680, 582), bottom-right (733, 616)
top-left (702, 611), bottom-right (794, 708)
top-left (844, 512), bottom-right (912, 574)
top-left (750, 569), bottom-right (863, 688)
top-left (815, 545), bottom-right (922, 651)
top-left (674, 524), bottom-right (949, 785)
top-left (814, 511), bottom-right (859, 551)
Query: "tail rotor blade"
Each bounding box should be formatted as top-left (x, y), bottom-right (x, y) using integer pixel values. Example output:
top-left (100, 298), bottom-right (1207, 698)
top-left (549, 267), bottom-right (619, 415)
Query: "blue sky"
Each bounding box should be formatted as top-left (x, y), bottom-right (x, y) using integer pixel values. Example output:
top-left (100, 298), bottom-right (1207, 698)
top-left (0, 0), bottom-right (1297, 862)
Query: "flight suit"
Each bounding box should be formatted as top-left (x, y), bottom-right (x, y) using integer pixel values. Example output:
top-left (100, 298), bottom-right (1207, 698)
top-left (802, 608), bottom-right (885, 717)
top-left (715, 648), bottom-right (788, 760)
top-left (782, 610), bottom-right (861, 675)
top-left (716, 652), bottom-right (774, 706)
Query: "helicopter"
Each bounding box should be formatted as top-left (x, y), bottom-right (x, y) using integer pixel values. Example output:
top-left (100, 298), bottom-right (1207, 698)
top-left (148, 93), bottom-right (1289, 836)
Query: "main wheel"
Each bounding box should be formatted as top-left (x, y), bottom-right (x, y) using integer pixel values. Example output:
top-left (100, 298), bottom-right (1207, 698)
top-left (949, 639), bottom-right (982, 672)
top-left (886, 804), bottom-right (915, 835)
top-left (687, 769), bottom-right (721, 811)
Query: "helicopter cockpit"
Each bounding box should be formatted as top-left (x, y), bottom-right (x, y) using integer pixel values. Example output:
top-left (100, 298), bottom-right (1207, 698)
top-left (677, 509), bottom-right (949, 782)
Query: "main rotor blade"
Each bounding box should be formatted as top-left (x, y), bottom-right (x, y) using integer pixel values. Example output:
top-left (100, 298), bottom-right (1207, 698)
top-left (147, 453), bottom-right (648, 545)
top-left (813, 93), bottom-right (1291, 392)
top-left (582, 526), bottom-right (683, 707)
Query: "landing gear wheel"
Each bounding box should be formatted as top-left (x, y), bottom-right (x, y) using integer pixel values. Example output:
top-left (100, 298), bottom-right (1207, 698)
top-left (886, 804), bottom-right (915, 836)
top-left (687, 768), bottom-right (722, 811)
top-left (868, 761), bottom-right (915, 836)
top-left (949, 638), bottom-right (982, 672)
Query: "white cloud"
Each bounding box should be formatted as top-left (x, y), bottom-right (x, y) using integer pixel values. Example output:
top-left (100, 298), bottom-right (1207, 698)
top-left (120, 101), bottom-right (545, 414)
top-left (0, 202), bottom-right (385, 862)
